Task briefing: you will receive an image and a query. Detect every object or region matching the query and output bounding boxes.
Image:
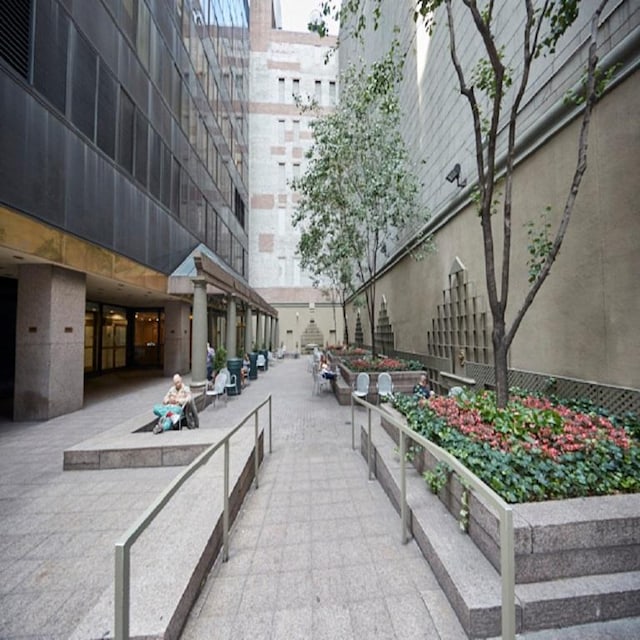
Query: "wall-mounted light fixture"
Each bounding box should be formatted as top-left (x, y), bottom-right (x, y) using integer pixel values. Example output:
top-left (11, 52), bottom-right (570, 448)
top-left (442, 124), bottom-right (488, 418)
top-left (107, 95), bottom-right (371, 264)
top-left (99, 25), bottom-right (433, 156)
top-left (445, 163), bottom-right (466, 188)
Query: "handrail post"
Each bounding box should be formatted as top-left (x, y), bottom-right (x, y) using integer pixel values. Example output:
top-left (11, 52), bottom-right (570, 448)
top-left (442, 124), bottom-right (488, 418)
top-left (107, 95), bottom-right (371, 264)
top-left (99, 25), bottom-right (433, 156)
top-left (500, 506), bottom-right (516, 639)
top-left (254, 412), bottom-right (259, 489)
top-left (367, 407), bottom-right (372, 480)
top-left (351, 392), bottom-right (355, 450)
top-left (400, 429), bottom-right (408, 544)
top-left (268, 394), bottom-right (272, 453)
top-left (223, 439), bottom-right (230, 562)
top-left (115, 542), bottom-right (129, 640)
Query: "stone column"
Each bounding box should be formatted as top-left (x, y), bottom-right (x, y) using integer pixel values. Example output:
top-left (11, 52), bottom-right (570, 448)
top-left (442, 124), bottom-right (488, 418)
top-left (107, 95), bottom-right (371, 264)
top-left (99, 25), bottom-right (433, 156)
top-left (256, 312), bottom-right (264, 349)
top-left (14, 265), bottom-right (85, 420)
top-left (164, 300), bottom-right (191, 376)
top-left (244, 306), bottom-right (253, 355)
top-left (273, 318), bottom-right (279, 351)
top-left (190, 277), bottom-right (208, 386)
top-left (265, 316), bottom-right (272, 350)
top-left (226, 294), bottom-right (237, 358)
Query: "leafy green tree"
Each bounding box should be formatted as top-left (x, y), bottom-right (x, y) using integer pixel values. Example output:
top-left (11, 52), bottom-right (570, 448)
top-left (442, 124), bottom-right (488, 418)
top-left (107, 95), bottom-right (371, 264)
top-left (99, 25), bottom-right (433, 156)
top-left (292, 39), bottom-right (427, 356)
top-left (313, 0), bottom-right (613, 406)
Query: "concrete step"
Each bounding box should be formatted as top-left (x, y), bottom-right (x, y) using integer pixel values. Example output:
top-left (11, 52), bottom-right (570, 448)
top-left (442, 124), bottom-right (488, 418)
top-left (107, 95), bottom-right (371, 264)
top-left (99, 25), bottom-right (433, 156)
top-left (361, 419), bottom-right (640, 638)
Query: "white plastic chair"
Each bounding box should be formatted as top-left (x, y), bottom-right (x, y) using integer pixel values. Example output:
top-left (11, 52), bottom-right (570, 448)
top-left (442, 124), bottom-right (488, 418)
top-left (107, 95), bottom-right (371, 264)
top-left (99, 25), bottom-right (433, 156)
top-left (205, 371), bottom-right (227, 408)
top-left (376, 372), bottom-right (394, 404)
top-left (352, 372), bottom-right (370, 404)
top-left (219, 368), bottom-right (237, 401)
top-left (256, 354), bottom-right (266, 370)
top-left (313, 364), bottom-right (332, 395)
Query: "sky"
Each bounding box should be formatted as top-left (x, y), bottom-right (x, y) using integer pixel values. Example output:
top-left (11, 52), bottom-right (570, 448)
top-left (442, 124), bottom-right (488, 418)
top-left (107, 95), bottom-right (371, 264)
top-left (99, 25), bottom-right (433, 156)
top-left (278, 0), bottom-right (340, 35)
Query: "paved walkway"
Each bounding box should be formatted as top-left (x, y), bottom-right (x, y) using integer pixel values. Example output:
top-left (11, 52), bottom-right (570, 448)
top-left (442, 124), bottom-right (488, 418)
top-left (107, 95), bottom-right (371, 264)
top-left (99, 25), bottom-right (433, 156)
top-left (2, 358), bottom-right (636, 639)
top-left (0, 359), bottom-right (466, 639)
top-left (181, 359), bottom-right (466, 640)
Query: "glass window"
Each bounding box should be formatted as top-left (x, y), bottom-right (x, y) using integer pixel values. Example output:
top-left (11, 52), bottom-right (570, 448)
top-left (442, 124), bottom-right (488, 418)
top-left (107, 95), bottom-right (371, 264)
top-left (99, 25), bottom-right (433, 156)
top-left (171, 157), bottom-right (180, 214)
top-left (69, 28), bottom-right (97, 140)
top-left (33, 0), bottom-right (68, 114)
top-left (329, 81), bottom-right (337, 105)
top-left (136, 0), bottom-right (150, 70)
top-left (118, 89), bottom-right (135, 173)
top-left (148, 127), bottom-right (162, 198)
top-left (278, 77), bottom-right (285, 102)
top-left (134, 111), bottom-right (149, 187)
top-left (121, 0), bottom-right (137, 44)
top-left (97, 61), bottom-right (117, 159)
top-left (161, 144), bottom-right (172, 208)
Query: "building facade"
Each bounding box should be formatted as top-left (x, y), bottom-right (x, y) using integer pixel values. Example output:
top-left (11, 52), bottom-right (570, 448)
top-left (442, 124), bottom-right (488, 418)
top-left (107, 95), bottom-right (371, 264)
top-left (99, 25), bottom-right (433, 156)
top-left (338, 1), bottom-right (640, 409)
top-left (0, 0), bottom-right (276, 420)
top-left (248, 0), bottom-right (343, 353)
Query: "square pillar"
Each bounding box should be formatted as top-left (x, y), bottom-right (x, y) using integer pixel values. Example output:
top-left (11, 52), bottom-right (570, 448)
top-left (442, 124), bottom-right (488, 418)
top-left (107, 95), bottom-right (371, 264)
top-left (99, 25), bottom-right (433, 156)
top-left (14, 265), bottom-right (85, 421)
top-left (164, 300), bottom-right (191, 376)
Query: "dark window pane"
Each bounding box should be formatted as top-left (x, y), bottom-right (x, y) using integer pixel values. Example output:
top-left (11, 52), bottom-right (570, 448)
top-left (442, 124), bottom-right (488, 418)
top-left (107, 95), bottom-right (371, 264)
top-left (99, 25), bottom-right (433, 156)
top-left (149, 127), bottom-right (161, 198)
top-left (171, 157), bottom-right (180, 214)
top-left (69, 27), bottom-right (97, 140)
top-left (97, 62), bottom-right (117, 159)
top-left (33, 0), bottom-right (68, 113)
top-left (120, 0), bottom-right (137, 44)
top-left (161, 144), bottom-right (172, 208)
top-left (134, 111), bottom-right (148, 187)
top-left (118, 89), bottom-right (134, 173)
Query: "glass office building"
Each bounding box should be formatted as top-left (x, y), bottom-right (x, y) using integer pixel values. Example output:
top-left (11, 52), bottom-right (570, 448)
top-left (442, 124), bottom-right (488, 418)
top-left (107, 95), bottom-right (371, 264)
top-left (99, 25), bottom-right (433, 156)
top-left (0, 0), bottom-right (261, 419)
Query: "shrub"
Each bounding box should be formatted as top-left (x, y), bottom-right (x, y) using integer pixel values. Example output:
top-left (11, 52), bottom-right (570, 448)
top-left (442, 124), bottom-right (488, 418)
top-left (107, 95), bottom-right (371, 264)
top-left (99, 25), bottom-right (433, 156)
top-left (344, 356), bottom-right (424, 372)
top-left (392, 390), bottom-right (640, 504)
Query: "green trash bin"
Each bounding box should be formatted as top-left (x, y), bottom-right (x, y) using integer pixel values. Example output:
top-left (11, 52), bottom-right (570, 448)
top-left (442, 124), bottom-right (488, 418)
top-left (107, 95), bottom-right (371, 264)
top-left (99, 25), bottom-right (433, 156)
top-left (226, 357), bottom-right (243, 396)
top-left (260, 349), bottom-right (269, 371)
top-left (249, 352), bottom-right (258, 380)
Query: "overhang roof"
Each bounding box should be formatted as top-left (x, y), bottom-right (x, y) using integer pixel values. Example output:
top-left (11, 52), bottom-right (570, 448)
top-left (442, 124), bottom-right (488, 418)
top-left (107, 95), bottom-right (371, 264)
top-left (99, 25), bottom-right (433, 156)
top-left (168, 244), bottom-right (277, 316)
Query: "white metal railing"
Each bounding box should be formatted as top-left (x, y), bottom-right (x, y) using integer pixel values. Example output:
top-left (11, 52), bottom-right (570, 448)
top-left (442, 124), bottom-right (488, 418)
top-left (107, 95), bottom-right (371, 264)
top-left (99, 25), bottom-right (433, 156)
top-left (351, 393), bottom-right (516, 640)
top-left (114, 395), bottom-right (273, 640)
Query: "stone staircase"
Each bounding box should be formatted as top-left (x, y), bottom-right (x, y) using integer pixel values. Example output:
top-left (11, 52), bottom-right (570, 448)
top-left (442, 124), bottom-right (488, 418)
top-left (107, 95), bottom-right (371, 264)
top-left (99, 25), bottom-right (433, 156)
top-left (300, 318), bottom-right (324, 352)
top-left (360, 408), bottom-right (640, 638)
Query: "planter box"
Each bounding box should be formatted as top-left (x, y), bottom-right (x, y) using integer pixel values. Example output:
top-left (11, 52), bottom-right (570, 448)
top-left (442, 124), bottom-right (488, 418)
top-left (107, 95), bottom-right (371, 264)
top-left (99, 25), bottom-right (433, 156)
top-left (334, 362), bottom-right (425, 405)
top-left (367, 407), bottom-right (640, 636)
top-left (379, 406), bottom-right (640, 584)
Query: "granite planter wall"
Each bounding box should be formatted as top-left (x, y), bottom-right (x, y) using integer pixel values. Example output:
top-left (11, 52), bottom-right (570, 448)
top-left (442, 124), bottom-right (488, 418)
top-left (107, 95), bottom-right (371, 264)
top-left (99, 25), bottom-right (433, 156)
top-left (379, 405), bottom-right (640, 584)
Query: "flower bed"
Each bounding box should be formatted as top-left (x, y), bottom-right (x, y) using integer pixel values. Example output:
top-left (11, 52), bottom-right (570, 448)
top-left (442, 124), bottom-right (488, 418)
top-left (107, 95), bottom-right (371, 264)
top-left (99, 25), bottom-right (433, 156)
top-left (392, 389), bottom-right (640, 503)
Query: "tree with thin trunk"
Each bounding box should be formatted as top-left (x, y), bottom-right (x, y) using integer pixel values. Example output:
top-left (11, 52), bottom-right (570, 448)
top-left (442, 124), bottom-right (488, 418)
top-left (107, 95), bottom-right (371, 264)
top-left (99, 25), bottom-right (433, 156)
top-left (313, 0), bottom-right (613, 405)
top-left (292, 39), bottom-right (427, 356)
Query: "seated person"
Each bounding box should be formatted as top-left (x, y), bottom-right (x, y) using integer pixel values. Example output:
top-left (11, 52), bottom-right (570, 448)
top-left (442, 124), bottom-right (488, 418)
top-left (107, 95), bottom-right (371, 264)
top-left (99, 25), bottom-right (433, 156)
top-left (413, 373), bottom-right (434, 408)
top-left (241, 353), bottom-right (250, 387)
top-left (153, 373), bottom-right (199, 433)
top-left (319, 354), bottom-right (337, 380)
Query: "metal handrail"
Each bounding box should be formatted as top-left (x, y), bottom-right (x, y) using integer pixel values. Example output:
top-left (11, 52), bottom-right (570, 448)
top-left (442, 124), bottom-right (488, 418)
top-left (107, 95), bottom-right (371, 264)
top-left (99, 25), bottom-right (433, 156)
top-left (351, 393), bottom-right (516, 640)
top-left (114, 395), bottom-right (273, 640)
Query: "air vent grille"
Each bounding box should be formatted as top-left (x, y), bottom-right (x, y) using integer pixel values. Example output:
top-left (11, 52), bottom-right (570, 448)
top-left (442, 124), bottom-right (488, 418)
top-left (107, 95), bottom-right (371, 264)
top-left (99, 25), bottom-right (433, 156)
top-left (0, 0), bottom-right (32, 79)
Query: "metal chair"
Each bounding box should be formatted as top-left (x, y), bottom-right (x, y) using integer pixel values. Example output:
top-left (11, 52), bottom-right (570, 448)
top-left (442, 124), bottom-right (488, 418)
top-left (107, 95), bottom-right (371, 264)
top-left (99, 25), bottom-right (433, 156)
top-left (205, 371), bottom-right (227, 408)
top-left (376, 372), bottom-right (394, 404)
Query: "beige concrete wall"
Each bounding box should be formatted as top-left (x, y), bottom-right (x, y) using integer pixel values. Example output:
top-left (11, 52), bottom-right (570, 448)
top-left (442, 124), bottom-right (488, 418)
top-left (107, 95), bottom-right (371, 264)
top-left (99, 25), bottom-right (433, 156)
top-left (348, 73), bottom-right (640, 389)
top-left (275, 303), bottom-right (344, 352)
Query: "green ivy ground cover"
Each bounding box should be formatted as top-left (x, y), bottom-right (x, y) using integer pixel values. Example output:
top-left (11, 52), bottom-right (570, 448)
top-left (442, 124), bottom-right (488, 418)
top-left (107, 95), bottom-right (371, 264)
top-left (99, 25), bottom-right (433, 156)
top-left (392, 390), bottom-right (640, 504)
